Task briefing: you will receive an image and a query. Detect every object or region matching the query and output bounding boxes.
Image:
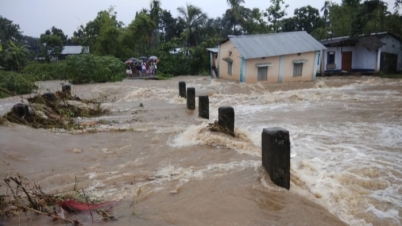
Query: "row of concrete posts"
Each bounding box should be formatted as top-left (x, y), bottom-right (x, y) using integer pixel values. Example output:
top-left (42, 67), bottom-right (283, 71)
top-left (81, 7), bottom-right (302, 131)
top-left (179, 81), bottom-right (291, 190)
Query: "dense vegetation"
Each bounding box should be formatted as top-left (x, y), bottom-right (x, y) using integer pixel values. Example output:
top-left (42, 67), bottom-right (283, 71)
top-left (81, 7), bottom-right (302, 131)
top-left (65, 54), bottom-right (125, 84)
top-left (0, 0), bottom-right (401, 97)
top-left (0, 70), bottom-right (37, 98)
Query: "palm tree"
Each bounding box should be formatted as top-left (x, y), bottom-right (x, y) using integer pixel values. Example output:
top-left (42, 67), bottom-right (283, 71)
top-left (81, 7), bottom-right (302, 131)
top-left (226, 0), bottom-right (249, 34)
top-left (4, 40), bottom-right (30, 71)
top-left (177, 4), bottom-right (207, 47)
top-left (321, 1), bottom-right (331, 25)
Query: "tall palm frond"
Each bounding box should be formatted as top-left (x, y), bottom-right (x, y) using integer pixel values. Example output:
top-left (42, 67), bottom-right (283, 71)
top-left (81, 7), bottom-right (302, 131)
top-left (177, 4), bottom-right (207, 47)
top-left (5, 40), bottom-right (30, 70)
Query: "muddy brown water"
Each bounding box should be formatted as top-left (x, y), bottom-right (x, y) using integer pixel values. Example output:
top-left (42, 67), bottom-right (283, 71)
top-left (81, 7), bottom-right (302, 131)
top-left (1, 76), bottom-right (401, 226)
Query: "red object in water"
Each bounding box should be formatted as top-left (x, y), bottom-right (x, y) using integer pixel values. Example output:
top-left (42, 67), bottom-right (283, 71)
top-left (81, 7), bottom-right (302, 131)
top-left (57, 200), bottom-right (117, 213)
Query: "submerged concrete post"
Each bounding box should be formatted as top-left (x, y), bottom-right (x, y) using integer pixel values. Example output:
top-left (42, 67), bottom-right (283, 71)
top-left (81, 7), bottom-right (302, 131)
top-left (262, 127), bottom-right (290, 190)
top-left (179, 81), bottom-right (186, 98)
top-left (42, 92), bottom-right (56, 101)
top-left (198, 96), bottom-right (209, 119)
top-left (186, 87), bottom-right (195, 110)
top-left (62, 85), bottom-right (71, 95)
top-left (218, 106), bottom-right (234, 136)
top-left (11, 103), bottom-right (31, 118)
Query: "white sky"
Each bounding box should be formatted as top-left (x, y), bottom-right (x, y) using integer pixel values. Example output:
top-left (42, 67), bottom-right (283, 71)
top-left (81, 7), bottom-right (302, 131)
top-left (0, 0), bottom-right (397, 38)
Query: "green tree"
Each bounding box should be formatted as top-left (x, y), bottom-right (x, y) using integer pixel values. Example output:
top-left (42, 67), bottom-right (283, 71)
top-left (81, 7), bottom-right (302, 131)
top-left (123, 13), bottom-right (156, 56)
top-left (321, 1), bottom-right (331, 25)
top-left (280, 17), bottom-right (297, 32)
top-left (150, 0), bottom-right (163, 48)
top-left (294, 5), bottom-right (324, 33)
top-left (327, 3), bottom-right (355, 36)
top-left (22, 36), bottom-right (41, 59)
top-left (351, 0), bottom-right (389, 36)
top-left (79, 7), bottom-right (124, 54)
top-left (265, 0), bottom-right (289, 32)
top-left (243, 8), bottom-right (269, 34)
top-left (0, 16), bottom-right (22, 46)
top-left (160, 10), bottom-right (184, 42)
top-left (4, 40), bottom-right (30, 71)
top-left (93, 12), bottom-right (122, 56)
top-left (395, 0), bottom-right (402, 8)
top-left (226, 0), bottom-right (250, 35)
top-left (39, 26), bottom-right (67, 61)
top-left (177, 4), bottom-right (207, 47)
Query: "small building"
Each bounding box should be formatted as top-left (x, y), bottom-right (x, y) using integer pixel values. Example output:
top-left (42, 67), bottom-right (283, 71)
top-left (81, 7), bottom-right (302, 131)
top-left (320, 32), bottom-right (402, 74)
top-left (209, 31), bottom-right (326, 83)
top-left (59, 46), bottom-right (89, 60)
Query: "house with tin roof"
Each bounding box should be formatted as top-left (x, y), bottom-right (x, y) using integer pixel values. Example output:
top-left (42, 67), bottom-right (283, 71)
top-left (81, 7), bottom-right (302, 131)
top-left (320, 32), bottom-right (402, 75)
top-left (208, 31), bottom-right (326, 83)
top-left (59, 46), bottom-right (89, 60)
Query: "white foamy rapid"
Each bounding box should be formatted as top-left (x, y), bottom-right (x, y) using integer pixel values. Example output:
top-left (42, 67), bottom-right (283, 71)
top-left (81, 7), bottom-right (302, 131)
top-left (165, 77), bottom-right (402, 226)
top-left (6, 77), bottom-right (400, 226)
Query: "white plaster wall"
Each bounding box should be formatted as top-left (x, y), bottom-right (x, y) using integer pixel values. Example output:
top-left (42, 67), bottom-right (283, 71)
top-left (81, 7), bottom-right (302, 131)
top-left (323, 47), bottom-right (345, 70)
top-left (380, 35), bottom-right (402, 71)
top-left (352, 45), bottom-right (376, 69)
top-left (323, 46), bottom-right (377, 70)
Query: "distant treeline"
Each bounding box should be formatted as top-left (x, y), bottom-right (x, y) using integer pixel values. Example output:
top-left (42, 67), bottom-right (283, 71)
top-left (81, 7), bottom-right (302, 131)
top-left (0, 0), bottom-right (401, 78)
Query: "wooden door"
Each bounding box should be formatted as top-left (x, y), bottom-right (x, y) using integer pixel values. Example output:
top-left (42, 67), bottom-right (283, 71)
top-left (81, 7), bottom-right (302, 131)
top-left (342, 51), bottom-right (352, 71)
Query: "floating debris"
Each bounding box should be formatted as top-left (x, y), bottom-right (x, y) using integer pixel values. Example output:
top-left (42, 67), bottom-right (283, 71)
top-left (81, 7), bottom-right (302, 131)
top-left (207, 120), bottom-right (235, 137)
top-left (2, 91), bottom-right (108, 129)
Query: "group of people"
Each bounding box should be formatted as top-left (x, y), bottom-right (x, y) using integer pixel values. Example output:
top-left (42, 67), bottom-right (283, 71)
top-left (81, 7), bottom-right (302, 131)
top-left (140, 60), bottom-right (157, 76)
top-left (126, 59), bottom-right (158, 77)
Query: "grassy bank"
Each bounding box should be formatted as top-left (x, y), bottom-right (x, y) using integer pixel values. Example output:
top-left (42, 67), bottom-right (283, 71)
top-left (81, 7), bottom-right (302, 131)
top-left (0, 70), bottom-right (37, 98)
top-left (376, 73), bottom-right (402, 79)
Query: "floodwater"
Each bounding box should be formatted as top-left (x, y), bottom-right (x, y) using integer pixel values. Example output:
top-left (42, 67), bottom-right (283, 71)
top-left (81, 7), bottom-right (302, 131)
top-left (0, 75), bottom-right (401, 226)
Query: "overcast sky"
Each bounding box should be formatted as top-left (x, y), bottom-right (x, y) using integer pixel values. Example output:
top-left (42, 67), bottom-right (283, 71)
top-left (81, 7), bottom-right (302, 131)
top-left (0, 0), bottom-right (397, 38)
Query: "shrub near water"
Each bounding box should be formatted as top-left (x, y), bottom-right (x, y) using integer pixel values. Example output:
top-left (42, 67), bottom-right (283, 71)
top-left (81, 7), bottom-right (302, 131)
top-left (65, 54), bottom-right (126, 84)
top-left (23, 62), bottom-right (67, 81)
top-left (0, 70), bottom-right (37, 98)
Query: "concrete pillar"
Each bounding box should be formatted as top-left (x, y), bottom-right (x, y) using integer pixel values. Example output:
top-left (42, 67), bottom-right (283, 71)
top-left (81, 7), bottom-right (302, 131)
top-left (42, 92), bottom-right (56, 101)
top-left (218, 106), bottom-right (234, 136)
top-left (12, 103), bottom-right (31, 118)
top-left (198, 96), bottom-right (209, 119)
top-left (179, 81), bottom-right (186, 98)
top-left (186, 87), bottom-right (195, 110)
top-left (261, 127), bottom-right (290, 190)
top-left (62, 85), bottom-right (71, 95)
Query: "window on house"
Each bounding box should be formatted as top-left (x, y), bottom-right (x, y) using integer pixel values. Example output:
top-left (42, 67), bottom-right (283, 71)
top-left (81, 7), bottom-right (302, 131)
top-left (257, 66), bottom-right (268, 81)
top-left (228, 62), bottom-right (232, 75)
top-left (293, 63), bottom-right (303, 77)
top-left (327, 51), bottom-right (335, 64)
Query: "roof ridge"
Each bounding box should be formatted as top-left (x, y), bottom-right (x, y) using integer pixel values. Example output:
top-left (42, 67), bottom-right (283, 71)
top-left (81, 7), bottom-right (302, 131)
top-left (229, 31), bottom-right (306, 39)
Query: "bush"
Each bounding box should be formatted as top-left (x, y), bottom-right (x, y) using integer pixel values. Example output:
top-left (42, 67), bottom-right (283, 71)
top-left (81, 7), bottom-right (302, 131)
top-left (23, 61), bottom-right (67, 81)
top-left (0, 70), bottom-right (37, 98)
top-left (153, 37), bottom-right (220, 76)
top-left (65, 54), bottom-right (126, 84)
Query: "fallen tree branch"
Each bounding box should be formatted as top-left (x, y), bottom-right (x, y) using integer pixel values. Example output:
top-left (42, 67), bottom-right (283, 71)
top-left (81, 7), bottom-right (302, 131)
top-left (14, 204), bottom-right (82, 226)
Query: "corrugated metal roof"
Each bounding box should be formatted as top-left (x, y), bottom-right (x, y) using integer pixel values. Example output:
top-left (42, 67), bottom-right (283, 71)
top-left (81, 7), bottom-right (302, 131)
top-left (320, 32), bottom-right (399, 47)
top-left (228, 31), bottom-right (325, 59)
top-left (61, 46), bottom-right (89, 55)
top-left (206, 48), bottom-right (218, 53)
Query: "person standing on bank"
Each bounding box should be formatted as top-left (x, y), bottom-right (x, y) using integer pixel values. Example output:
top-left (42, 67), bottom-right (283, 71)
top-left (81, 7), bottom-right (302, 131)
top-left (141, 62), bottom-right (146, 76)
top-left (153, 60), bottom-right (157, 75)
top-left (149, 62), bottom-right (154, 75)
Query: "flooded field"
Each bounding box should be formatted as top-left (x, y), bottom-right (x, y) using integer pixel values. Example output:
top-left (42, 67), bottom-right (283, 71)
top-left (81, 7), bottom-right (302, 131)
top-left (0, 75), bottom-right (401, 225)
